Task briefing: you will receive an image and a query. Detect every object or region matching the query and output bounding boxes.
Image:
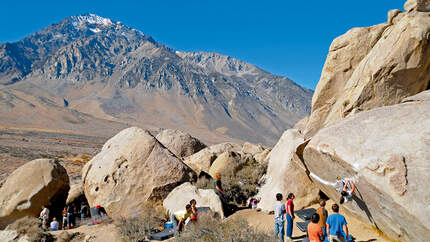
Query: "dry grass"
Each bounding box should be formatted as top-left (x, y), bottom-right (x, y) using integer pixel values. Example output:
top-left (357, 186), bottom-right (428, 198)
top-left (175, 212), bottom-right (275, 242)
top-left (117, 201), bottom-right (168, 242)
top-left (6, 216), bottom-right (54, 241)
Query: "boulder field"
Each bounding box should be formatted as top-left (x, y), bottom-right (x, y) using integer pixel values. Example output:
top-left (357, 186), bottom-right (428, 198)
top-left (82, 127), bottom-right (197, 219)
top-left (0, 159), bottom-right (69, 229)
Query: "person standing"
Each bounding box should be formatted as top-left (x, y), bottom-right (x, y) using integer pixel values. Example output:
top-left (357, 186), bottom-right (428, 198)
top-left (286, 193), bottom-right (295, 241)
top-left (316, 200), bottom-right (328, 239)
top-left (80, 202), bottom-right (89, 223)
top-left (326, 204), bottom-right (348, 242)
top-left (67, 204), bottom-right (74, 229)
top-left (39, 205), bottom-right (49, 229)
top-left (307, 213), bottom-right (324, 242)
top-left (62, 206), bottom-right (68, 230)
top-left (274, 193), bottom-right (286, 242)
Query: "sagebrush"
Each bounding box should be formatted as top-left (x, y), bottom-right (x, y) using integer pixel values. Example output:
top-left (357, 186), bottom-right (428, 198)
top-left (117, 201), bottom-right (168, 242)
top-left (6, 216), bottom-right (54, 242)
top-left (175, 212), bottom-right (275, 242)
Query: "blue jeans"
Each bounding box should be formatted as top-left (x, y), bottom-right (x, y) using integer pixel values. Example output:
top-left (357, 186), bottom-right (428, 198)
top-left (286, 214), bottom-right (293, 237)
top-left (274, 220), bottom-right (285, 242)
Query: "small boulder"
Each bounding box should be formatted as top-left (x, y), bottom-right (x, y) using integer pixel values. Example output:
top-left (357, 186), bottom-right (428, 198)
top-left (155, 129), bottom-right (206, 158)
top-left (254, 148), bottom-right (271, 164)
top-left (241, 142), bottom-right (264, 156)
top-left (404, 0), bottom-right (430, 12)
top-left (0, 159), bottom-right (70, 229)
top-left (163, 182), bottom-right (224, 218)
top-left (184, 142), bottom-right (242, 176)
top-left (208, 151), bottom-right (243, 178)
top-left (82, 127), bottom-right (196, 219)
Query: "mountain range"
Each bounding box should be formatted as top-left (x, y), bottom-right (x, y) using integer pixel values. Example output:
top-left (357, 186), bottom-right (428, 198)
top-left (0, 14), bottom-right (312, 145)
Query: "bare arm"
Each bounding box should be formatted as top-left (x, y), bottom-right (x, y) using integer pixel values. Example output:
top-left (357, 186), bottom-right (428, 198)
top-left (177, 218), bottom-right (184, 230)
top-left (350, 181), bottom-right (355, 194)
top-left (343, 225), bottom-right (349, 238)
top-left (326, 224), bottom-right (330, 236)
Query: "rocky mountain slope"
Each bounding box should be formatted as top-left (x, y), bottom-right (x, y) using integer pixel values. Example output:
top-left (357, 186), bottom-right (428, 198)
top-left (0, 14), bottom-right (312, 145)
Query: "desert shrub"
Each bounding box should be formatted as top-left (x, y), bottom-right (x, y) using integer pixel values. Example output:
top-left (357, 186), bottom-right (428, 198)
top-left (222, 160), bottom-right (267, 205)
top-left (195, 176), bottom-right (214, 190)
top-left (6, 216), bottom-right (54, 242)
top-left (175, 212), bottom-right (275, 242)
top-left (55, 231), bottom-right (84, 242)
top-left (117, 201), bottom-right (168, 242)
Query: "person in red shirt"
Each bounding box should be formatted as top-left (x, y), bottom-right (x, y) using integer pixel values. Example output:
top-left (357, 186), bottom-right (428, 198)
top-left (307, 213), bottom-right (324, 242)
top-left (286, 193), bottom-right (295, 240)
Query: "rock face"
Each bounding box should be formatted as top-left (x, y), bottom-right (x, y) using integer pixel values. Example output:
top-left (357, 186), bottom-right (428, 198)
top-left (66, 184), bottom-right (86, 205)
top-left (163, 182), bottom-right (224, 218)
top-left (0, 159), bottom-right (69, 229)
top-left (82, 127), bottom-right (196, 219)
top-left (304, 6), bottom-right (430, 138)
top-left (184, 142), bottom-right (242, 175)
top-left (155, 129), bottom-right (206, 158)
top-left (302, 91), bottom-right (430, 241)
top-left (404, 0), bottom-right (430, 12)
top-left (257, 130), bottom-right (319, 212)
top-left (208, 151), bottom-right (243, 178)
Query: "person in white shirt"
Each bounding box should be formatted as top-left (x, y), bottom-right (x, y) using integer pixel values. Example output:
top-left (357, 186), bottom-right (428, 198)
top-left (274, 193), bottom-right (286, 242)
top-left (39, 205), bottom-right (49, 228)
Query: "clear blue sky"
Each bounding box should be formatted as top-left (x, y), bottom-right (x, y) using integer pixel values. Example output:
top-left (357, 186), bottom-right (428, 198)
top-left (0, 0), bottom-right (406, 90)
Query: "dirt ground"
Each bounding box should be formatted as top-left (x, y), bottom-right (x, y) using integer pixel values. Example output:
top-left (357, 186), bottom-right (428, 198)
top-left (49, 222), bottom-right (119, 242)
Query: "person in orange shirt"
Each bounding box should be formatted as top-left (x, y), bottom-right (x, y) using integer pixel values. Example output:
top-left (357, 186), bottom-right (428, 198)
top-left (307, 213), bottom-right (324, 242)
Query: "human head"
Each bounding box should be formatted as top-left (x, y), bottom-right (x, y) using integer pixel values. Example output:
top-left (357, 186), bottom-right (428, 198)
top-left (332, 203), bottom-right (340, 213)
top-left (341, 191), bottom-right (348, 196)
top-left (53, 217), bottom-right (57, 221)
top-left (186, 204), bottom-right (192, 212)
top-left (288, 193), bottom-right (295, 200)
top-left (41, 205), bottom-right (45, 209)
top-left (319, 200), bottom-right (326, 207)
top-left (215, 173), bottom-right (221, 180)
top-left (339, 196), bottom-right (345, 204)
top-left (276, 193), bottom-right (283, 201)
top-left (311, 213), bottom-right (320, 223)
top-left (190, 199), bottom-right (196, 206)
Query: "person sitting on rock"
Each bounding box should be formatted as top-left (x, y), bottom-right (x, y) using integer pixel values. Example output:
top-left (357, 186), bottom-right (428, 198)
top-left (189, 199), bottom-right (198, 223)
top-left (339, 180), bottom-right (355, 204)
top-left (170, 204), bottom-right (192, 234)
top-left (214, 173), bottom-right (227, 204)
top-left (39, 205), bottom-right (50, 229)
top-left (50, 217), bottom-right (59, 231)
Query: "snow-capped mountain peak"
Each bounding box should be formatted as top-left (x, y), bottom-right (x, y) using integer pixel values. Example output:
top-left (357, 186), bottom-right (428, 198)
top-left (71, 14), bottom-right (114, 28)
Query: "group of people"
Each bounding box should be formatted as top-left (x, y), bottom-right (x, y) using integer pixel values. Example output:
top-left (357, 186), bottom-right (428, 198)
top-left (39, 202), bottom-right (90, 231)
top-left (274, 179), bottom-right (355, 242)
top-left (170, 199), bottom-right (199, 233)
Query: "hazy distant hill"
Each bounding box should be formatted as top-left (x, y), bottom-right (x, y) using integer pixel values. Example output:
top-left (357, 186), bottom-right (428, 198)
top-left (0, 14), bottom-right (312, 145)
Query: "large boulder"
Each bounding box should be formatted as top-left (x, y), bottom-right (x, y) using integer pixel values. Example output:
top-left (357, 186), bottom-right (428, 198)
top-left (208, 151), bottom-right (243, 178)
top-left (257, 129), bottom-right (319, 212)
top-left (0, 159), bottom-right (69, 229)
top-left (163, 182), bottom-right (224, 218)
top-left (82, 127), bottom-right (196, 219)
top-left (304, 7), bottom-right (430, 138)
top-left (155, 129), bottom-right (206, 158)
top-left (184, 142), bottom-right (242, 175)
top-left (302, 91), bottom-right (430, 241)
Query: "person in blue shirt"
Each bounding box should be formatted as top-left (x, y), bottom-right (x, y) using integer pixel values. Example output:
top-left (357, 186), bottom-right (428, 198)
top-left (274, 193), bottom-right (286, 242)
top-left (326, 204), bottom-right (349, 242)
